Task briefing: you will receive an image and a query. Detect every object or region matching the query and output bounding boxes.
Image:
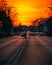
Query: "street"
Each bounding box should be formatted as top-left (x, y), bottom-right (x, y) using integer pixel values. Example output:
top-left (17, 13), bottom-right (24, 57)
top-left (0, 35), bottom-right (52, 65)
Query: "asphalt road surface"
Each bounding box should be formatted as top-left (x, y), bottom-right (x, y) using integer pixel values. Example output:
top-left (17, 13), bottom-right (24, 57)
top-left (0, 35), bottom-right (52, 65)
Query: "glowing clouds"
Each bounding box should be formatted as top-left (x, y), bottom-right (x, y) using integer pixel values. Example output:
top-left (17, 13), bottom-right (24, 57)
top-left (17, 4), bottom-right (35, 25)
top-left (17, 3), bottom-right (47, 26)
top-left (6, 0), bottom-right (52, 26)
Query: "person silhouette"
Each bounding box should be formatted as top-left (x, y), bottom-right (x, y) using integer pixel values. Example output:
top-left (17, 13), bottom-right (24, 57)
top-left (24, 31), bottom-right (27, 39)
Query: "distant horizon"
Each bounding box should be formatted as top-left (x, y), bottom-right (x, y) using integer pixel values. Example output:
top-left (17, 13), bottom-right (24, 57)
top-left (12, 17), bottom-right (49, 27)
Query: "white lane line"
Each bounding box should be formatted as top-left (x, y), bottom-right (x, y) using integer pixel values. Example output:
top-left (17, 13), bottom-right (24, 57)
top-left (5, 40), bottom-right (27, 65)
top-left (10, 41), bottom-right (27, 65)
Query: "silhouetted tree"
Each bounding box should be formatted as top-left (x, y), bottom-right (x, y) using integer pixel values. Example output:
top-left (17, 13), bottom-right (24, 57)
top-left (6, 16), bottom-right (13, 34)
top-left (46, 17), bottom-right (52, 36)
top-left (0, 10), bottom-right (6, 34)
top-left (0, 10), bottom-right (13, 36)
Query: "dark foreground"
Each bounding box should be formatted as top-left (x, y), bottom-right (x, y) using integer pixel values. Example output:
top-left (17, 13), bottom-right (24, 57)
top-left (0, 35), bottom-right (52, 65)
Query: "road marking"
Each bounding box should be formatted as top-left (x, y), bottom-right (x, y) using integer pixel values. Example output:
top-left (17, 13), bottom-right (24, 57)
top-left (0, 39), bottom-right (24, 60)
top-left (5, 40), bottom-right (27, 65)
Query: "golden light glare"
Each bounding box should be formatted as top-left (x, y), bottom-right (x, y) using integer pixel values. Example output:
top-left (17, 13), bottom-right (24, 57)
top-left (6, 0), bottom-right (52, 26)
top-left (16, 4), bottom-right (48, 26)
top-left (17, 4), bottom-right (35, 26)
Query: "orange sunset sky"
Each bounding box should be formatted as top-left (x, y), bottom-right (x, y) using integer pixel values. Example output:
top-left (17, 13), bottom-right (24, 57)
top-left (6, 0), bottom-right (52, 26)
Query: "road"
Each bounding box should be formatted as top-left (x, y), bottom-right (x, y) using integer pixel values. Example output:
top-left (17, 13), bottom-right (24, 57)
top-left (0, 35), bottom-right (52, 65)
